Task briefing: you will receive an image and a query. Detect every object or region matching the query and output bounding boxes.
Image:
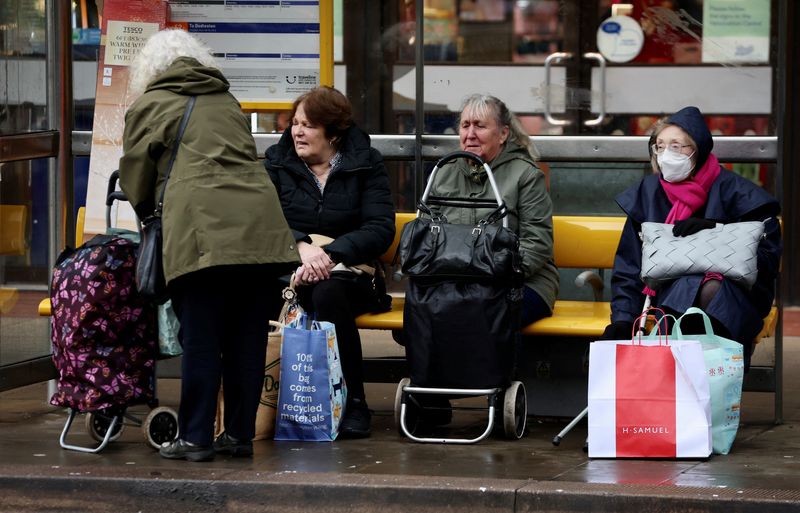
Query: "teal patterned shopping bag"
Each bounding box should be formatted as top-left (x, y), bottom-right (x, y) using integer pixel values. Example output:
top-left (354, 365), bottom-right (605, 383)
top-left (672, 307), bottom-right (744, 455)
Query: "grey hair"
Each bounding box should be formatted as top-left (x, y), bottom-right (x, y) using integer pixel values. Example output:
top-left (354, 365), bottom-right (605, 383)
top-left (459, 94), bottom-right (539, 161)
top-left (128, 29), bottom-right (218, 94)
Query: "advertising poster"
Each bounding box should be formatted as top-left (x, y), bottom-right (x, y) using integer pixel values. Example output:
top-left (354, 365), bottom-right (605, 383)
top-left (168, 0), bottom-right (333, 109)
top-left (701, 0), bottom-right (770, 63)
top-left (84, 0), bottom-right (167, 236)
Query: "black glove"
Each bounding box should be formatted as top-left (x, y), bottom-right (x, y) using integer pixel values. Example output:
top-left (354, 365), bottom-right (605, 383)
top-left (599, 321), bottom-right (634, 340)
top-left (672, 218), bottom-right (716, 237)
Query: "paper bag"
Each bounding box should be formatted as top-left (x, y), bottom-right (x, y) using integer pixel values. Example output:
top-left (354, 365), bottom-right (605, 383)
top-left (588, 337), bottom-right (712, 458)
top-left (215, 321), bottom-right (283, 440)
top-left (253, 321), bottom-right (283, 440)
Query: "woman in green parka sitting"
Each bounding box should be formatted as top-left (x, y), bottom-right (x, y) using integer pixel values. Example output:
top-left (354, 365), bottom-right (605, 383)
top-left (431, 94), bottom-right (560, 326)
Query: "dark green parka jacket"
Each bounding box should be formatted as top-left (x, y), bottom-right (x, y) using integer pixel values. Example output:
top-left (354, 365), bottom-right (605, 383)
top-left (119, 57), bottom-right (298, 284)
top-left (428, 142), bottom-right (559, 312)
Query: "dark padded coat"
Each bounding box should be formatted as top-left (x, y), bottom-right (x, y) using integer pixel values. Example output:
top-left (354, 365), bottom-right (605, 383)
top-left (263, 125), bottom-right (395, 266)
top-left (610, 107), bottom-right (782, 355)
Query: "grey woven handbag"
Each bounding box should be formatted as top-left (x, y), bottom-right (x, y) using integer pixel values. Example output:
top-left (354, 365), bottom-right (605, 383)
top-left (639, 221), bottom-right (765, 290)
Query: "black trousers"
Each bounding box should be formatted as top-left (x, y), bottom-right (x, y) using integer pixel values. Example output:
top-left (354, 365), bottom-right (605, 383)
top-left (170, 265), bottom-right (283, 446)
top-left (293, 275), bottom-right (376, 402)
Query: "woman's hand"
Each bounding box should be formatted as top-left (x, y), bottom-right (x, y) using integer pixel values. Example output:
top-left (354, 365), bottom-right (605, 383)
top-left (672, 218), bottom-right (715, 237)
top-left (295, 241), bottom-right (335, 285)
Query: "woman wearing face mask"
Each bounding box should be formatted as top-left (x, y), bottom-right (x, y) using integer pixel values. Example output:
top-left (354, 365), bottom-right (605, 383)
top-left (600, 106), bottom-right (782, 369)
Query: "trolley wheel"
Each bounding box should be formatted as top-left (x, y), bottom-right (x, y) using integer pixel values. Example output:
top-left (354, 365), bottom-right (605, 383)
top-left (85, 409), bottom-right (125, 443)
top-left (394, 378), bottom-right (419, 436)
top-left (143, 406), bottom-right (179, 450)
top-left (502, 381), bottom-right (527, 440)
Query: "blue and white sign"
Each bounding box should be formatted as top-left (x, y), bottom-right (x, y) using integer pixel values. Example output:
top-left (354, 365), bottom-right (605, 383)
top-left (597, 15), bottom-right (644, 63)
top-left (169, 1), bottom-right (331, 108)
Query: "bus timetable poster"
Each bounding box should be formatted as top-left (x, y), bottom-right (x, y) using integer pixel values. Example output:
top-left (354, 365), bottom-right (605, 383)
top-left (168, 0), bottom-right (334, 110)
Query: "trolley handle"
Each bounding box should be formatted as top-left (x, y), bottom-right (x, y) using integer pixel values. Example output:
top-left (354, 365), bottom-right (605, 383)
top-left (432, 150), bottom-right (485, 169)
top-left (106, 170), bottom-right (128, 206)
top-left (104, 170), bottom-right (135, 232)
top-left (419, 151), bottom-right (508, 228)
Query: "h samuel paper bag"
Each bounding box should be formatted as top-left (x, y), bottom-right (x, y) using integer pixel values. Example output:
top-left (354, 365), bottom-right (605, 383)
top-left (588, 337), bottom-right (712, 458)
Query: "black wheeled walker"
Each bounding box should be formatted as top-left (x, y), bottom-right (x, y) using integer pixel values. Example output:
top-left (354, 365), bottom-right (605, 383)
top-left (395, 151), bottom-right (527, 444)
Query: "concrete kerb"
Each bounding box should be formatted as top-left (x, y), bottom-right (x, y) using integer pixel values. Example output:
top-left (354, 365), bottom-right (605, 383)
top-left (2, 471), bottom-right (800, 513)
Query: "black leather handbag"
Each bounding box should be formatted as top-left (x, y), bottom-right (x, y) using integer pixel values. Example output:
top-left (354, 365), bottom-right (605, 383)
top-left (398, 151), bottom-right (524, 388)
top-left (399, 215), bottom-right (522, 281)
top-left (135, 96), bottom-right (196, 303)
top-left (136, 215), bottom-right (166, 302)
top-left (399, 151), bottom-right (523, 283)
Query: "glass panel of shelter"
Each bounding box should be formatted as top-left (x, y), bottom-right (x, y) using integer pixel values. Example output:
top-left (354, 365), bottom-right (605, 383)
top-left (0, 0), bottom-right (52, 368)
top-left (389, 0), bottom-right (779, 208)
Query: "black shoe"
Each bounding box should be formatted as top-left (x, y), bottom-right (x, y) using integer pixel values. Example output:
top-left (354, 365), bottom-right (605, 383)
top-left (339, 398), bottom-right (371, 439)
top-left (213, 432), bottom-right (253, 457)
top-left (159, 439), bottom-right (215, 462)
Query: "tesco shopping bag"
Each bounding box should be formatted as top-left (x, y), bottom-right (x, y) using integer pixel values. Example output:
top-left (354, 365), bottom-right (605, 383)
top-left (673, 307), bottom-right (744, 455)
top-left (274, 315), bottom-right (347, 441)
top-left (588, 332), bottom-right (712, 458)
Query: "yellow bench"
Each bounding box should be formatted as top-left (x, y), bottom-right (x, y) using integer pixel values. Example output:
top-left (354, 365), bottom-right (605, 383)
top-left (355, 213), bottom-right (779, 341)
top-left (0, 204), bottom-right (28, 256)
top-left (357, 214), bottom-right (622, 338)
top-left (37, 207), bottom-right (86, 316)
top-left (0, 204), bottom-right (29, 314)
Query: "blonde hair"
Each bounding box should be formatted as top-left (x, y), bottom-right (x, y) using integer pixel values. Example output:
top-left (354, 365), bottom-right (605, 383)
top-left (459, 94), bottom-right (539, 161)
top-left (129, 29), bottom-right (218, 94)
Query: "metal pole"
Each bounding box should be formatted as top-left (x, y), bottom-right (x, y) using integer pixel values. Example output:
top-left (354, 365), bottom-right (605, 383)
top-left (46, 0), bottom-right (74, 400)
top-left (773, 0), bottom-right (789, 425)
top-left (46, 0), bottom-right (74, 258)
top-left (414, 0), bottom-right (424, 204)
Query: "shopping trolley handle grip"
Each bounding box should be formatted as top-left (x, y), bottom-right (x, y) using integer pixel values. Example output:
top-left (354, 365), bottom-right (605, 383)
top-left (106, 170), bottom-right (128, 206)
top-left (434, 151), bottom-right (485, 169)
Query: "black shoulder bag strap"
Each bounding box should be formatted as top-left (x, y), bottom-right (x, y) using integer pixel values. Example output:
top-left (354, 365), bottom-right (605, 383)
top-left (153, 95), bottom-right (196, 217)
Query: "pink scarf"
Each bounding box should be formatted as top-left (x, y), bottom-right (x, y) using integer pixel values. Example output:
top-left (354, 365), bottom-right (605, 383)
top-left (660, 153), bottom-right (721, 223)
top-left (643, 153), bottom-right (722, 297)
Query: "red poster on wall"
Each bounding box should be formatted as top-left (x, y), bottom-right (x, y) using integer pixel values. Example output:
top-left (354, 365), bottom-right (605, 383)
top-left (84, 0), bottom-right (167, 237)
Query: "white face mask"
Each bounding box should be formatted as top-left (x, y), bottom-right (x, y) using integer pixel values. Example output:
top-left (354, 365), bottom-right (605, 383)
top-left (657, 148), bottom-right (695, 183)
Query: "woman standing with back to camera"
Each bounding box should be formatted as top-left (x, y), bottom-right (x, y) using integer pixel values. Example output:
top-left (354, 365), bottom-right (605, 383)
top-left (119, 29), bottom-right (298, 461)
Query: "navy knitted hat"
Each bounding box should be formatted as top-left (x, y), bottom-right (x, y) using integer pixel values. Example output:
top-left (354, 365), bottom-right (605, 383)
top-left (666, 106), bottom-right (713, 171)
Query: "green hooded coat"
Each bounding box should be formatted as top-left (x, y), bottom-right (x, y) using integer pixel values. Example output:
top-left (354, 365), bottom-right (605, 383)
top-left (429, 142), bottom-right (559, 312)
top-left (119, 57), bottom-right (298, 284)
